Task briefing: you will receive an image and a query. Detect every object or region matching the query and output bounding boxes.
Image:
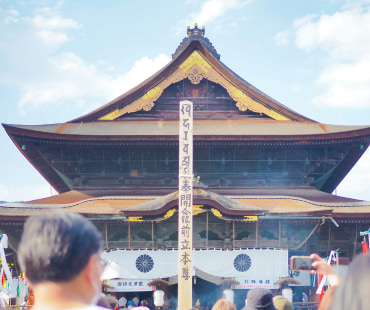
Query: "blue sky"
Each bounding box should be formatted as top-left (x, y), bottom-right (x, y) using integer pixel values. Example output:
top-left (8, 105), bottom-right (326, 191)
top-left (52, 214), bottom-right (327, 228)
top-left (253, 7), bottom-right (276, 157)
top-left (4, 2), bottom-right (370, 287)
top-left (1, 0), bottom-right (370, 202)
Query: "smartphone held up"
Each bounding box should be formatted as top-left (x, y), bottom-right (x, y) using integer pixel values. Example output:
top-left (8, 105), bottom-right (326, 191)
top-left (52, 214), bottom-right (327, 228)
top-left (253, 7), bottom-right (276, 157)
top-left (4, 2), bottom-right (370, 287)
top-left (290, 256), bottom-right (316, 271)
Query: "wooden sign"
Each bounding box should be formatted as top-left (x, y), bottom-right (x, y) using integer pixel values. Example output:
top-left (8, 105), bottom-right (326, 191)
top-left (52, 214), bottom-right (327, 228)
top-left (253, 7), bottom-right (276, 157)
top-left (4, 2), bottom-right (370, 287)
top-left (178, 100), bottom-right (193, 310)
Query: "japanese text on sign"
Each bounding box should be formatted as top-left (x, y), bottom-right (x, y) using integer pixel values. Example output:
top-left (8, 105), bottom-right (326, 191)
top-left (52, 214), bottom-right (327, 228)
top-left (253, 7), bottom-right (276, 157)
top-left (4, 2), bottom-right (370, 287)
top-left (178, 100), bottom-right (193, 310)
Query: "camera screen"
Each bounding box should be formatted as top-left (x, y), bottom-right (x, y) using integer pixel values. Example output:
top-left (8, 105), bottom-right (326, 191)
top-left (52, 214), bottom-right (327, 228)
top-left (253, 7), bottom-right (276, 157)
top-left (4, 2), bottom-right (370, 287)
top-left (291, 256), bottom-right (313, 270)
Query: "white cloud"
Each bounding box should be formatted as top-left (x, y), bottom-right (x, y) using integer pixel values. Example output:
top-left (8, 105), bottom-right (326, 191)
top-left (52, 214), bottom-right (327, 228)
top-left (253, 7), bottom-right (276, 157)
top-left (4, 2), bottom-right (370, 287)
top-left (293, 5), bottom-right (370, 108)
top-left (3, 8), bottom-right (19, 24)
top-left (0, 2), bottom-right (171, 115)
top-left (1, 3), bottom-right (82, 52)
top-left (26, 13), bottom-right (82, 49)
top-left (36, 29), bottom-right (69, 47)
top-left (342, 0), bottom-right (370, 10)
top-left (314, 60), bottom-right (370, 108)
top-left (275, 31), bottom-right (289, 46)
top-left (18, 52), bottom-right (171, 113)
top-left (294, 9), bottom-right (370, 60)
top-left (30, 14), bottom-right (81, 30)
top-left (188, 0), bottom-right (252, 25)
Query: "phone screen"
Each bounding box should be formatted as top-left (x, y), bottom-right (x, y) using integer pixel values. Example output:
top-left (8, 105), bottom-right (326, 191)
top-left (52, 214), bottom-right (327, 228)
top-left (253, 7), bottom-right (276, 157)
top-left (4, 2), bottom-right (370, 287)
top-left (290, 256), bottom-right (314, 270)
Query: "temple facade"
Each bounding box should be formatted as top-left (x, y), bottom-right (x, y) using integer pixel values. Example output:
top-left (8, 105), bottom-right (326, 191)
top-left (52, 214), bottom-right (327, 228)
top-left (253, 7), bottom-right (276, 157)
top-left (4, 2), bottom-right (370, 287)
top-left (2, 24), bottom-right (370, 308)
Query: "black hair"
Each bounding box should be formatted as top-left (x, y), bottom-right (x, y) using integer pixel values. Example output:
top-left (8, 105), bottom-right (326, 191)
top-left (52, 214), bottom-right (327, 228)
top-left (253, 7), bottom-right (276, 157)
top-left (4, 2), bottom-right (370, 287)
top-left (18, 209), bottom-right (102, 284)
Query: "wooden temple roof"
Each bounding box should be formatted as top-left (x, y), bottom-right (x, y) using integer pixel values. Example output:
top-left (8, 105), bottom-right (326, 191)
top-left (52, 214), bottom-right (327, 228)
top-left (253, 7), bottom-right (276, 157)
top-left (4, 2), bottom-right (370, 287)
top-left (4, 121), bottom-right (370, 142)
top-left (70, 39), bottom-right (312, 123)
top-left (1, 187), bottom-right (370, 221)
top-left (4, 25), bottom-right (370, 148)
top-left (4, 24), bottom-right (370, 148)
top-left (3, 25), bottom-right (370, 220)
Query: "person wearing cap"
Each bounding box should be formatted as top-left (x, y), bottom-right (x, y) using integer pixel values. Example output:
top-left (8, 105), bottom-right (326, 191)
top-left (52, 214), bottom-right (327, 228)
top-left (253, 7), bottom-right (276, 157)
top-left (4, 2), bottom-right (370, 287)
top-left (272, 296), bottom-right (293, 310)
top-left (119, 297), bottom-right (128, 310)
top-left (132, 297), bottom-right (140, 307)
top-left (211, 298), bottom-right (236, 310)
top-left (244, 288), bottom-right (277, 310)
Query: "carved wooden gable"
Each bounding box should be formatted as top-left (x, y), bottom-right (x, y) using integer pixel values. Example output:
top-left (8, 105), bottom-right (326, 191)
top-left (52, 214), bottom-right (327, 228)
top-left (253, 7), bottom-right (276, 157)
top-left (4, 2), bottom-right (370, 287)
top-left (98, 50), bottom-right (291, 121)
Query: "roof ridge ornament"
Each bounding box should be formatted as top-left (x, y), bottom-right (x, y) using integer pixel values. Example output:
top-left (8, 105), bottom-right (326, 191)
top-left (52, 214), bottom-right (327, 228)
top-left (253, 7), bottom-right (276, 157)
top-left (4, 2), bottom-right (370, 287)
top-left (187, 23), bottom-right (205, 37)
top-left (172, 24), bottom-right (220, 60)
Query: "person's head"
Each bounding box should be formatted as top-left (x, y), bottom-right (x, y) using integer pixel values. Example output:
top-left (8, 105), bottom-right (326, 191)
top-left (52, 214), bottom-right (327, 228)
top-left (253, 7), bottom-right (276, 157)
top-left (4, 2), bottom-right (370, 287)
top-left (133, 296), bottom-right (140, 306)
top-left (211, 299), bottom-right (236, 310)
top-left (106, 295), bottom-right (119, 309)
top-left (272, 296), bottom-right (293, 310)
top-left (18, 209), bottom-right (103, 286)
top-left (119, 297), bottom-right (128, 307)
top-left (329, 253), bottom-right (370, 310)
top-left (97, 294), bottom-right (118, 309)
top-left (246, 288), bottom-right (276, 310)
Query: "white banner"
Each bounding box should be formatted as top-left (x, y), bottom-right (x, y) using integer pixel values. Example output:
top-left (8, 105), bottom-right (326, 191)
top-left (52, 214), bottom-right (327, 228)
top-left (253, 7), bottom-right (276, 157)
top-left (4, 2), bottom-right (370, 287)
top-left (101, 249), bottom-right (288, 281)
top-left (102, 249), bottom-right (178, 280)
top-left (234, 277), bottom-right (280, 289)
top-left (104, 279), bottom-right (154, 292)
top-left (194, 248), bottom-right (287, 278)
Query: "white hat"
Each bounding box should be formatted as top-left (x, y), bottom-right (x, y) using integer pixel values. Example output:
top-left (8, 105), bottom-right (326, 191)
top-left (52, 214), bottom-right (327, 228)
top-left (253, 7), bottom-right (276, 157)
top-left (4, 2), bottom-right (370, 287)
top-left (133, 297), bottom-right (140, 306)
top-left (119, 297), bottom-right (127, 306)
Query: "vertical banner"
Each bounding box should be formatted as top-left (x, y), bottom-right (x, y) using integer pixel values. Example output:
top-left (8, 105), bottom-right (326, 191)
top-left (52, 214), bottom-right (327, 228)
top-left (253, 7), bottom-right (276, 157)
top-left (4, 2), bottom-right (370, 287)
top-left (178, 100), bottom-right (193, 310)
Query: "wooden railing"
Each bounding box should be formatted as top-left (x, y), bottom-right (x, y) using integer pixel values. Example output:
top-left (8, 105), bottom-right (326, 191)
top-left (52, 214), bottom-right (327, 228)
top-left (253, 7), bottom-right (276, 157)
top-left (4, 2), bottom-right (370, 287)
top-left (293, 302), bottom-right (318, 310)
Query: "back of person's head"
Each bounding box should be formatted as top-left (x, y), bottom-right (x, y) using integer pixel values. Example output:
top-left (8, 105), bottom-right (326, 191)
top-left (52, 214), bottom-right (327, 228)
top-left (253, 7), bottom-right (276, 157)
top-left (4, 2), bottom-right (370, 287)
top-left (97, 293), bottom-right (110, 308)
top-left (211, 298), bottom-right (236, 310)
top-left (273, 296), bottom-right (293, 310)
top-left (97, 293), bottom-right (118, 309)
top-left (133, 297), bottom-right (140, 306)
top-left (329, 253), bottom-right (370, 310)
top-left (106, 294), bottom-right (119, 309)
top-left (119, 297), bottom-right (128, 307)
top-left (18, 209), bottom-right (102, 285)
top-left (246, 288), bottom-right (276, 310)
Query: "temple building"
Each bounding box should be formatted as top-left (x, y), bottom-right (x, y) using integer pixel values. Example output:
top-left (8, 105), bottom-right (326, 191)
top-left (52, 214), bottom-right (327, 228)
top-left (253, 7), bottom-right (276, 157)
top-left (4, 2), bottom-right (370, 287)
top-left (2, 24), bottom-right (370, 308)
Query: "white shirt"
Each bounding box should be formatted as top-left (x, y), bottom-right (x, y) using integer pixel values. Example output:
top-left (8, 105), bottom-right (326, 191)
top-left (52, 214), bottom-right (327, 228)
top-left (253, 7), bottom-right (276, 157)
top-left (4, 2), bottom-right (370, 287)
top-left (282, 288), bottom-right (293, 302)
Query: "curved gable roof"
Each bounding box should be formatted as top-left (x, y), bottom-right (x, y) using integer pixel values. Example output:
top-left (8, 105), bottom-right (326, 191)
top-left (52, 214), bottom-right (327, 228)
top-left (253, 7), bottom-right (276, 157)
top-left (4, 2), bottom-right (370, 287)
top-left (71, 30), bottom-right (313, 123)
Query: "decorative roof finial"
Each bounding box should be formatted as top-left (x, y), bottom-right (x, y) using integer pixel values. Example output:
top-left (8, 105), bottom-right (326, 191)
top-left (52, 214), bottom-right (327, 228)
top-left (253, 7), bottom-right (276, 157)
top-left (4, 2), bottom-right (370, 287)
top-left (187, 23), bottom-right (205, 37)
top-left (173, 24), bottom-right (219, 60)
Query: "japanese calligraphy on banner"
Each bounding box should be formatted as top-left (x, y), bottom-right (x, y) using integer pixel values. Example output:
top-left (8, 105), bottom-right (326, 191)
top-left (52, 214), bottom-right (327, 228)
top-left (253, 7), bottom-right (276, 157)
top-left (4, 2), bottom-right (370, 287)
top-left (178, 100), bottom-right (193, 310)
top-left (234, 277), bottom-right (280, 289)
top-left (104, 279), bottom-right (154, 292)
top-left (101, 248), bottom-right (288, 280)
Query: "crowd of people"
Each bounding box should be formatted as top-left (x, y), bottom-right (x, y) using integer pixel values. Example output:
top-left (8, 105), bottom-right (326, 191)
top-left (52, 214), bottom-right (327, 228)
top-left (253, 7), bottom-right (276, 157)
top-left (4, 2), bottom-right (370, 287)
top-left (96, 295), bottom-right (153, 310)
top-left (16, 209), bottom-right (370, 310)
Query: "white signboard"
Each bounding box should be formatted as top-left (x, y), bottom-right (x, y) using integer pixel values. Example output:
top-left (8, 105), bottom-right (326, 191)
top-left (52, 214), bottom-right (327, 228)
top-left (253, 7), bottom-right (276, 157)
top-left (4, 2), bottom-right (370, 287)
top-left (104, 279), bottom-right (154, 292)
top-left (235, 277), bottom-right (280, 289)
